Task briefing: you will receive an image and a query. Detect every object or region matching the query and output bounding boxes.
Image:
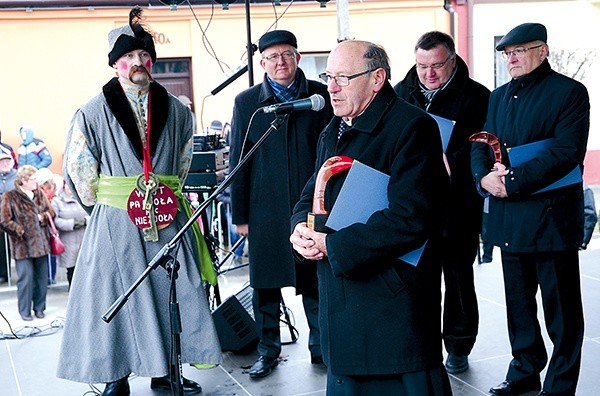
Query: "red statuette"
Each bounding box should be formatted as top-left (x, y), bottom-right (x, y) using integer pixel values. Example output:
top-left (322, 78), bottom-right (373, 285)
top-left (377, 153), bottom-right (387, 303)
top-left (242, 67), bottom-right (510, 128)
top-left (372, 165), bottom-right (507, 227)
top-left (127, 182), bottom-right (178, 230)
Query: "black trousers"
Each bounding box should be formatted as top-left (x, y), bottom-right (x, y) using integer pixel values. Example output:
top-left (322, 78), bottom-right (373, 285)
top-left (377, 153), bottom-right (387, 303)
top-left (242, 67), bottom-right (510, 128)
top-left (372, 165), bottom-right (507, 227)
top-left (0, 232), bottom-right (10, 280)
top-left (501, 250), bottom-right (583, 395)
top-left (441, 230), bottom-right (480, 356)
top-left (253, 287), bottom-right (321, 359)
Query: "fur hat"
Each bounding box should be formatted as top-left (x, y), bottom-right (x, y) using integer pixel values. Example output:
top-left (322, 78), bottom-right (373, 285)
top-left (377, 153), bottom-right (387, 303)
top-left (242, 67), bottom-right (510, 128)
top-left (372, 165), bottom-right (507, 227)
top-left (496, 23), bottom-right (547, 51)
top-left (258, 30), bottom-right (297, 53)
top-left (108, 7), bottom-right (156, 66)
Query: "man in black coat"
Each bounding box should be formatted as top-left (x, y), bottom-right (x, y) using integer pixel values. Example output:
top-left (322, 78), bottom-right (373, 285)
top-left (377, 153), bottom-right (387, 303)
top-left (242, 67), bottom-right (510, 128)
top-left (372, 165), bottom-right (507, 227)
top-left (394, 31), bottom-right (490, 374)
top-left (229, 30), bottom-right (332, 379)
top-left (290, 40), bottom-right (452, 395)
top-left (471, 23), bottom-right (589, 396)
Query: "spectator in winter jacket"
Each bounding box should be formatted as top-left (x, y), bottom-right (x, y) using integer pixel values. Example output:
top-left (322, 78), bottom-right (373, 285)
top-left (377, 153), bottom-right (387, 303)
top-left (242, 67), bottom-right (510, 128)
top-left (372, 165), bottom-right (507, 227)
top-left (17, 126), bottom-right (52, 169)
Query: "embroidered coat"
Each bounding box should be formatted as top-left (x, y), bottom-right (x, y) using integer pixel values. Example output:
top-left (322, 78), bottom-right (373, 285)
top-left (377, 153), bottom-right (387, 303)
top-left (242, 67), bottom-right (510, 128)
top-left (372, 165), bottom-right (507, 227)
top-left (56, 78), bottom-right (222, 384)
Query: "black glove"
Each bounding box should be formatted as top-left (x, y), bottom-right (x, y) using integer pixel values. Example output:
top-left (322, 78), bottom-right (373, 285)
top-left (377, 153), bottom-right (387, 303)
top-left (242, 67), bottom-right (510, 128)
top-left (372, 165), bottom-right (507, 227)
top-left (73, 218), bottom-right (87, 229)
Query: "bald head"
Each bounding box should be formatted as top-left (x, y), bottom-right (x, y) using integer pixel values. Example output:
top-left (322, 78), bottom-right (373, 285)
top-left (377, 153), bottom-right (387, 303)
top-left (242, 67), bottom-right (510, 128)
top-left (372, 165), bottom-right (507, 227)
top-left (325, 40), bottom-right (390, 121)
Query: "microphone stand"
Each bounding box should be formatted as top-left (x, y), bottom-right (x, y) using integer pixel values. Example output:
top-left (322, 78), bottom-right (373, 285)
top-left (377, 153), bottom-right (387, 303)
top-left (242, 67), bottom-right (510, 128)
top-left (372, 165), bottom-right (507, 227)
top-left (167, 256), bottom-right (184, 396)
top-left (102, 113), bottom-right (289, 396)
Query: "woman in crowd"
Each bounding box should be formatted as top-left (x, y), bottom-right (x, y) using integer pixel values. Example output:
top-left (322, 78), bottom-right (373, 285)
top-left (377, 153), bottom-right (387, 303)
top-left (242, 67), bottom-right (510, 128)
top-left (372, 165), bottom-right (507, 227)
top-left (0, 165), bottom-right (53, 321)
top-left (51, 181), bottom-right (88, 287)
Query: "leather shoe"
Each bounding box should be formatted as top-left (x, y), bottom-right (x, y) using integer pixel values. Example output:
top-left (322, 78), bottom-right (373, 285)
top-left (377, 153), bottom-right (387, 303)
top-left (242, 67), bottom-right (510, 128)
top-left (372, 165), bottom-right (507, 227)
top-left (103, 377), bottom-right (130, 396)
top-left (248, 355), bottom-right (279, 379)
top-left (311, 355), bottom-right (324, 365)
top-left (21, 315), bottom-right (33, 321)
top-left (445, 353), bottom-right (468, 374)
top-left (150, 375), bottom-right (202, 394)
top-left (34, 311), bottom-right (45, 319)
top-left (489, 379), bottom-right (541, 395)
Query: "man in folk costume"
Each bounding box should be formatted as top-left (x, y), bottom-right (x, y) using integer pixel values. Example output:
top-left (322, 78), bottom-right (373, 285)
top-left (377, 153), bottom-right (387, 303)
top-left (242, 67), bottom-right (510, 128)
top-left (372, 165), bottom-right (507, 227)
top-left (56, 8), bottom-right (222, 395)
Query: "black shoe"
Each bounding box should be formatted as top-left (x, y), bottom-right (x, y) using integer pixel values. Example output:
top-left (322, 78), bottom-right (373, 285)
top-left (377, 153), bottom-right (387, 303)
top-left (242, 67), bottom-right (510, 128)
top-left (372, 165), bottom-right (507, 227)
top-left (21, 315), bottom-right (33, 321)
top-left (311, 355), bottom-right (324, 364)
top-left (34, 311), bottom-right (45, 319)
top-left (103, 377), bottom-right (130, 396)
top-left (248, 355), bottom-right (279, 379)
top-left (445, 353), bottom-right (469, 374)
top-left (150, 375), bottom-right (202, 394)
top-left (489, 379), bottom-right (541, 395)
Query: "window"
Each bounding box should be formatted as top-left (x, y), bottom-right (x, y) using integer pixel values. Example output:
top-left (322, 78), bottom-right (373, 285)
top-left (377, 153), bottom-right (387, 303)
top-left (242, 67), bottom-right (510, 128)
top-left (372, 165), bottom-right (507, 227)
top-left (299, 52), bottom-right (329, 82)
top-left (494, 36), bottom-right (510, 88)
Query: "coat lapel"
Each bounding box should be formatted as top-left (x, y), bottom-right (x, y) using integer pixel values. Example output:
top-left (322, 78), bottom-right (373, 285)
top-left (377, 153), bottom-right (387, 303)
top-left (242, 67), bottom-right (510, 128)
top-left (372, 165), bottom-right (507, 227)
top-left (103, 77), bottom-right (169, 160)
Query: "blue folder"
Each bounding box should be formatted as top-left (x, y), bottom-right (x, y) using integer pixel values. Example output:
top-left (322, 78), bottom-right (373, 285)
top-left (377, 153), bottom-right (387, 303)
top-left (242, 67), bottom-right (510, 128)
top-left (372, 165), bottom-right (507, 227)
top-left (325, 160), bottom-right (426, 266)
top-left (507, 138), bottom-right (582, 194)
top-left (428, 113), bottom-right (455, 153)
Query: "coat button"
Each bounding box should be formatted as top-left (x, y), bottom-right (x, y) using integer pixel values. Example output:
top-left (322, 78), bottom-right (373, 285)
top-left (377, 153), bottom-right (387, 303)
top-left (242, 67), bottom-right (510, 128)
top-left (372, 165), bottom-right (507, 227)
top-left (504, 242), bottom-right (509, 246)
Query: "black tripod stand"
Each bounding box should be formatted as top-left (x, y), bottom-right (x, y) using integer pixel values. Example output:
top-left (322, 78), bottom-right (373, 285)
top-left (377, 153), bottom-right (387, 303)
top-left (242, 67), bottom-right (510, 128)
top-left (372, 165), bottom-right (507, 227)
top-left (102, 114), bottom-right (289, 396)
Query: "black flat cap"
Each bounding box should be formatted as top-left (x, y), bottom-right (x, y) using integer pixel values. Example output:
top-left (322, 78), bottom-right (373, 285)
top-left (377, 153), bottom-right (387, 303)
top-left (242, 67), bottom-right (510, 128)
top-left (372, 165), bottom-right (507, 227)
top-left (496, 23), bottom-right (547, 51)
top-left (258, 30), bottom-right (297, 53)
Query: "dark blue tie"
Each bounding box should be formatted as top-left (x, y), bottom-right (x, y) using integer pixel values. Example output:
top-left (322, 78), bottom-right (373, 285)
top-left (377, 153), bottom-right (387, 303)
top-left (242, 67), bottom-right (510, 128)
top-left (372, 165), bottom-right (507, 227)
top-left (338, 120), bottom-right (348, 140)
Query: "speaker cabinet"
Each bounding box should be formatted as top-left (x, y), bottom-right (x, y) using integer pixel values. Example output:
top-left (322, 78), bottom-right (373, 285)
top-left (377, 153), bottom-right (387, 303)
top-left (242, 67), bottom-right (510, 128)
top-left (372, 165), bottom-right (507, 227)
top-left (212, 285), bottom-right (258, 354)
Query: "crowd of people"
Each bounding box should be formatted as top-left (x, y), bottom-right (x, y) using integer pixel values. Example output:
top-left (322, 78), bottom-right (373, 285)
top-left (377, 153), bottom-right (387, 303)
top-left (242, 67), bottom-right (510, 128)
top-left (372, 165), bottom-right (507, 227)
top-left (0, 144), bottom-right (88, 319)
top-left (0, 8), bottom-right (598, 396)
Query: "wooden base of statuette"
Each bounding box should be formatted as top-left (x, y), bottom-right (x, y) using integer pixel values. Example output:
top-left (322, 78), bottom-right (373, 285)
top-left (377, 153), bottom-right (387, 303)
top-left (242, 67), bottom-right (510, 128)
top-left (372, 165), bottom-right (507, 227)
top-left (307, 213), bottom-right (330, 233)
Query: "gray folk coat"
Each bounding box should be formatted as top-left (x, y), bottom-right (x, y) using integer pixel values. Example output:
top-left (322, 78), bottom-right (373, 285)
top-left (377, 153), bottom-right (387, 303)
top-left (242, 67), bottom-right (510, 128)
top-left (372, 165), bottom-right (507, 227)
top-left (56, 78), bottom-right (222, 384)
top-left (229, 70), bottom-right (333, 292)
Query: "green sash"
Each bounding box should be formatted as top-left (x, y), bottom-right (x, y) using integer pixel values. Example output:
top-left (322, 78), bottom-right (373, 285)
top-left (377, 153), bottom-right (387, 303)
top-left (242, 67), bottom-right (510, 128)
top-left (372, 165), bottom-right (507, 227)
top-left (96, 174), bottom-right (217, 286)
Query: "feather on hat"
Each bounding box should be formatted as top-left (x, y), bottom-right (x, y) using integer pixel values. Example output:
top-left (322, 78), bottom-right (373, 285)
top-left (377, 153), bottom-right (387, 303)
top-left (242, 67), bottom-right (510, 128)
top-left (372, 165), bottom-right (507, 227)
top-left (107, 7), bottom-right (156, 66)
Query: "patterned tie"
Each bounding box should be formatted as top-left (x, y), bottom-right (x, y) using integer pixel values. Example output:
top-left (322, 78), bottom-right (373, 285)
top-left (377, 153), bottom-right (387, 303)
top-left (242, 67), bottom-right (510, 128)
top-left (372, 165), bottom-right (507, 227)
top-left (338, 119), bottom-right (348, 140)
top-left (135, 90), bottom-right (148, 142)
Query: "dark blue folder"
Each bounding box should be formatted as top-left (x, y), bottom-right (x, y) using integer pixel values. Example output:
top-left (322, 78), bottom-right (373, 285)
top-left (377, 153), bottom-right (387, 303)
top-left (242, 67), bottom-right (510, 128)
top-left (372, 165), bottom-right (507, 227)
top-left (325, 161), bottom-right (426, 266)
top-left (507, 138), bottom-right (582, 194)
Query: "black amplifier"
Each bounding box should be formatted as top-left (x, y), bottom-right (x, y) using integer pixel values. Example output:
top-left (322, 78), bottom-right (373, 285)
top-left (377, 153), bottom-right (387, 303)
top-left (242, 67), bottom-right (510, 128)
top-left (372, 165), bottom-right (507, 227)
top-left (190, 148), bottom-right (229, 172)
top-left (183, 170), bottom-right (227, 192)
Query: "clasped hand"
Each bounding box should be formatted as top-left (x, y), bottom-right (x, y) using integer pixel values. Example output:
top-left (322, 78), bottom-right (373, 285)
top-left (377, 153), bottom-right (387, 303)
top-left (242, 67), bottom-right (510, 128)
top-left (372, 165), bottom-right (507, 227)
top-left (290, 222), bottom-right (327, 261)
top-left (481, 162), bottom-right (509, 198)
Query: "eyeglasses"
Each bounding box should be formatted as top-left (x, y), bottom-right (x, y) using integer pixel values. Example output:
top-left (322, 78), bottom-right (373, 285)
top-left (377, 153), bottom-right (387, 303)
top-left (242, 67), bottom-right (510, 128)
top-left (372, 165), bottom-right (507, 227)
top-left (318, 69), bottom-right (374, 87)
top-left (416, 56), bottom-right (453, 70)
top-left (501, 44), bottom-right (543, 60)
top-left (262, 51), bottom-right (296, 62)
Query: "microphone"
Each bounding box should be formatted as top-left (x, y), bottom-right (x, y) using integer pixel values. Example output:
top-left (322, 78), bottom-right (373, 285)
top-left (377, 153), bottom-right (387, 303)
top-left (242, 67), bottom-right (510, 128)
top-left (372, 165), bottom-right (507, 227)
top-left (262, 94), bottom-right (325, 114)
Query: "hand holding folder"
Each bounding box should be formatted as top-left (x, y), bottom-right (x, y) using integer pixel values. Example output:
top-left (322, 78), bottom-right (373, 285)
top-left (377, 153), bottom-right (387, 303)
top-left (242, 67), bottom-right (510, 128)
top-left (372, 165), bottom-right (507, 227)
top-left (507, 138), bottom-right (582, 194)
top-left (325, 160), bottom-right (427, 266)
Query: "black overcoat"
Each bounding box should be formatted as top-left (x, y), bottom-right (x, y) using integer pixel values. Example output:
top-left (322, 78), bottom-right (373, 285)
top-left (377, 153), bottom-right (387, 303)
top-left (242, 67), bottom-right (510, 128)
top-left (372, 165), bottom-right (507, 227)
top-left (471, 60), bottom-right (589, 252)
top-left (291, 83), bottom-right (449, 375)
top-left (394, 56), bottom-right (490, 234)
top-left (229, 70), bottom-right (332, 290)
